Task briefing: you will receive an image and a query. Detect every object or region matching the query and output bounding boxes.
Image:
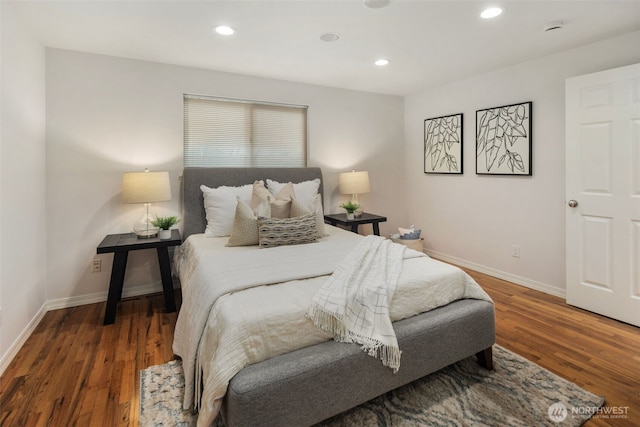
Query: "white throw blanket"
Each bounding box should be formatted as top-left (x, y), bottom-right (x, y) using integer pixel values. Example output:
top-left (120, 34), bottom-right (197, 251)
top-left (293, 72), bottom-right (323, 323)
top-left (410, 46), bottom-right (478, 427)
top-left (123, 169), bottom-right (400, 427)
top-left (308, 235), bottom-right (407, 372)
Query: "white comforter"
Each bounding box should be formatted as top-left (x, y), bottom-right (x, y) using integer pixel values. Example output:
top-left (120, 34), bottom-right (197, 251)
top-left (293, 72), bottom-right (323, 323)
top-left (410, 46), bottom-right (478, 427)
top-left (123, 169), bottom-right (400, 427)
top-left (173, 226), bottom-right (492, 427)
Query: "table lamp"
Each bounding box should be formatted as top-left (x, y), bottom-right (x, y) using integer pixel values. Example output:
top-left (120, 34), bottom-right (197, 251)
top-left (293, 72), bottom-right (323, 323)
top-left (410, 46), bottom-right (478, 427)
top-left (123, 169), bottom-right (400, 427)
top-left (122, 169), bottom-right (171, 238)
top-left (339, 170), bottom-right (371, 217)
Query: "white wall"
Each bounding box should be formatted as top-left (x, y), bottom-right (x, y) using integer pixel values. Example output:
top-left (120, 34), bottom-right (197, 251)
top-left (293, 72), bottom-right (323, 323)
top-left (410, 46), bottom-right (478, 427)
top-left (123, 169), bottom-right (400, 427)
top-left (45, 48), bottom-right (405, 302)
top-left (404, 30), bottom-right (640, 295)
top-left (0, 2), bottom-right (47, 368)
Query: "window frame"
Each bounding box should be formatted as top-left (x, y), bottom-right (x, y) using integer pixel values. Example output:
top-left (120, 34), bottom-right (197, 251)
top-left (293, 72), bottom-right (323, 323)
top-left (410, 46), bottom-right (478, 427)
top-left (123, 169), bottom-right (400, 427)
top-left (183, 94), bottom-right (309, 168)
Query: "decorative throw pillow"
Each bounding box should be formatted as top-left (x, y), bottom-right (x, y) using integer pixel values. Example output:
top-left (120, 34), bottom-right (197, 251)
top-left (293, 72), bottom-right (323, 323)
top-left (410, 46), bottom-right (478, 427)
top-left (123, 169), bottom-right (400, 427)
top-left (201, 183), bottom-right (254, 237)
top-left (257, 213), bottom-right (318, 248)
top-left (226, 201), bottom-right (257, 247)
top-left (266, 178), bottom-right (320, 209)
top-left (250, 180), bottom-right (271, 208)
top-left (226, 197), bottom-right (270, 247)
top-left (251, 180), bottom-right (292, 219)
top-left (274, 181), bottom-right (296, 202)
top-left (291, 193), bottom-right (327, 237)
top-left (270, 200), bottom-right (292, 219)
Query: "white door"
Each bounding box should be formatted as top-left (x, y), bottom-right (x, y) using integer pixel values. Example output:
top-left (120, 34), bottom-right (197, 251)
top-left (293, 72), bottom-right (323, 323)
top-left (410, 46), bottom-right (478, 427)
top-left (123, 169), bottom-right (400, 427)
top-left (566, 63), bottom-right (640, 327)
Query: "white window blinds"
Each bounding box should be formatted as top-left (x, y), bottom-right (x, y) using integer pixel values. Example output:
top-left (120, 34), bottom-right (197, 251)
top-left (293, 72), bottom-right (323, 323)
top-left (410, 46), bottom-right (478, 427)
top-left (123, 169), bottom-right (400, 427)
top-left (184, 95), bottom-right (308, 167)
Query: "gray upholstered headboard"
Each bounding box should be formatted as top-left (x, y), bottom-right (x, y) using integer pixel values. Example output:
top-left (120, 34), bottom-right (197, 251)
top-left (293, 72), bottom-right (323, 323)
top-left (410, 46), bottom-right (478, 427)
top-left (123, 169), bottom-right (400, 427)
top-left (182, 167), bottom-right (324, 240)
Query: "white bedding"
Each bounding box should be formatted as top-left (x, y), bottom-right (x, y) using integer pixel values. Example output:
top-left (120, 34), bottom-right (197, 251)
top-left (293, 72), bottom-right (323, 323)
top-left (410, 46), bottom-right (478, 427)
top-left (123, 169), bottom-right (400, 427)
top-left (173, 225), bottom-right (492, 427)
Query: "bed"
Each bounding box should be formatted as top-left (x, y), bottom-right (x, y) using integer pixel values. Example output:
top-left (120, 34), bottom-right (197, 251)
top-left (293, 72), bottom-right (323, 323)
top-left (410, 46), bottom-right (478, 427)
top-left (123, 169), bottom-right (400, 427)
top-left (173, 167), bottom-right (496, 427)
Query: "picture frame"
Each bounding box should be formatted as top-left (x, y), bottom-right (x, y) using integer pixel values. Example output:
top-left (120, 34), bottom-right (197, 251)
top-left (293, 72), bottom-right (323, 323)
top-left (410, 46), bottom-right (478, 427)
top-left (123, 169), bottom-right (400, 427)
top-left (476, 101), bottom-right (532, 175)
top-left (424, 113), bottom-right (463, 174)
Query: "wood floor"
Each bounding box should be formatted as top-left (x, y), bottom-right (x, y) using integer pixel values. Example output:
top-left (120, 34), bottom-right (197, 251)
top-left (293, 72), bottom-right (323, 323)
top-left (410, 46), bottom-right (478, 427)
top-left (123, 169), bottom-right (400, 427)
top-left (1, 270), bottom-right (638, 426)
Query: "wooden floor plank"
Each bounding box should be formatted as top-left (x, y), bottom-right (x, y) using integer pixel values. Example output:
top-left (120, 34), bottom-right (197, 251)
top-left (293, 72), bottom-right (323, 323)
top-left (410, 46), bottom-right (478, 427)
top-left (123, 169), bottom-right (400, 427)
top-left (0, 271), bottom-right (638, 426)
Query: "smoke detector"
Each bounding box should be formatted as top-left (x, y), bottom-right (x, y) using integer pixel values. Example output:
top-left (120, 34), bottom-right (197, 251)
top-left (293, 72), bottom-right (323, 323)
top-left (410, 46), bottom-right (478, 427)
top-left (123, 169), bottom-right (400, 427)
top-left (320, 33), bottom-right (340, 42)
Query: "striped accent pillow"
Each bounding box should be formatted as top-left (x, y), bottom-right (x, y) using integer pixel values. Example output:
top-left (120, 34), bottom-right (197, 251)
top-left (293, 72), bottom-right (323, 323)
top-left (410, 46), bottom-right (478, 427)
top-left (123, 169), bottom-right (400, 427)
top-left (258, 213), bottom-right (318, 248)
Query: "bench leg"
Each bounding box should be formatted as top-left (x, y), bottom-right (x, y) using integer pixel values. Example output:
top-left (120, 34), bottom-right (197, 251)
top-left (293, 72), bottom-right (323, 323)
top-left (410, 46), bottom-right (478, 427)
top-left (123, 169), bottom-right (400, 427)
top-left (476, 346), bottom-right (494, 370)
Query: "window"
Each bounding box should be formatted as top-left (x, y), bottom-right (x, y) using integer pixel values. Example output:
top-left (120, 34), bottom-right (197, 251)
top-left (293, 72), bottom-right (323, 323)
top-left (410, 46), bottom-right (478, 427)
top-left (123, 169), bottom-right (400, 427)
top-left (183, 95), bottom-right (308, 167)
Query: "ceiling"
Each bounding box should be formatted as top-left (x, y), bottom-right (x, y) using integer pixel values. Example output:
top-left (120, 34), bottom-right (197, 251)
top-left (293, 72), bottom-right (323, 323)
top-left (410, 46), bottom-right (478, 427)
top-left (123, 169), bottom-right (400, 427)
top-left (11, 0), bottom-right (640, 96)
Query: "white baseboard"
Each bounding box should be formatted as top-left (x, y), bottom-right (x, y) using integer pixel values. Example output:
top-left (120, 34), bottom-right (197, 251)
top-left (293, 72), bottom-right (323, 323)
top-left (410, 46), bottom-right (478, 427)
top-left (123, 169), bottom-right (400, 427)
top-left (425, 249), bottom-right (566, 299)
top-left (0, 302), bottom-right (48, 375)
top-left (45, 281), bottom-right (167, 311)
top-left (0, 280), bottom-right (178, 376)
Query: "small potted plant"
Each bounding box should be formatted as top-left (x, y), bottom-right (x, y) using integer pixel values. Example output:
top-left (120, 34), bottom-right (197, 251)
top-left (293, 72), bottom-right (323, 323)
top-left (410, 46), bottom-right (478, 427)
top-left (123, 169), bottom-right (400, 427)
top-left (151, 215), bottom-right (180, 239)
top-left (340, 201), bottom-right (360, 220)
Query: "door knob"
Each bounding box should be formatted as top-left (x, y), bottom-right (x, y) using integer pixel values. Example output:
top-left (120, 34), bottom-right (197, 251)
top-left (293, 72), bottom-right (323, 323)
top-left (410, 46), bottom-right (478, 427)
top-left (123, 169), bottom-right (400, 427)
top-left (568, 200), bottom-right (578, 208)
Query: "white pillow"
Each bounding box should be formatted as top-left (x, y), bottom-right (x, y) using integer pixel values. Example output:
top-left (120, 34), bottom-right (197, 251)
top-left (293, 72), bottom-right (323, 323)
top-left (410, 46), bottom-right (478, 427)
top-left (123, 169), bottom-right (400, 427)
top-left (201, 183), bottom-right (254, 237)
top-left (266, 178), bottom-right (320, 208)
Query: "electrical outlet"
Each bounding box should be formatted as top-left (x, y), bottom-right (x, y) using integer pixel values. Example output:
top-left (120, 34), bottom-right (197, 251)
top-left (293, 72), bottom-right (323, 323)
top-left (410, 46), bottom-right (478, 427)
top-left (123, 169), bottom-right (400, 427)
top-left (91, 258), bottom-right (101, 273)
top-left (512, 245), bottom-right (521, 258)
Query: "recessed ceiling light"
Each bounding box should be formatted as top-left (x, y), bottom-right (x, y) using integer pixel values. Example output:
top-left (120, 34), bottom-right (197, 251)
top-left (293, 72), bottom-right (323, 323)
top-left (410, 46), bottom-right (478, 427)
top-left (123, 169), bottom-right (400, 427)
top-left (480, 7), bottom-right (503, 19)
top-left (214, 25), bottom-right (236, 36)
top-left (320, 32), bottom-right (340, 42)
top-left (364, 0), bottom-right (390, 9)
top-left (375, 59), bottom-right (389, 66)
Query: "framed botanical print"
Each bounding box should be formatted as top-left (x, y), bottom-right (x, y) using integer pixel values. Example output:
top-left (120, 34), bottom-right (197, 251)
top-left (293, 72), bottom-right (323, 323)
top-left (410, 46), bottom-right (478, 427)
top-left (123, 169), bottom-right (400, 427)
top-left (476, 101), bottom-right (532, 175)
top-left (424, 113), bottom-right (463, 174)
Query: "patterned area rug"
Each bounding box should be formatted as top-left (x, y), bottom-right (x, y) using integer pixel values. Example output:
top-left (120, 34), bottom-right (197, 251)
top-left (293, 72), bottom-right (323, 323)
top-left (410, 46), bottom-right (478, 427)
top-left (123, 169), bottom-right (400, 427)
top-left (140, 345), bottom-right (603, 427)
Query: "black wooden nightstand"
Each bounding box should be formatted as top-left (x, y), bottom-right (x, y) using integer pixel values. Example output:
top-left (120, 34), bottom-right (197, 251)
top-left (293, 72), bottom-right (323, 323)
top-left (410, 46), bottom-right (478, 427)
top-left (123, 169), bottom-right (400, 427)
top-left (324, 213), bottom-right (387, 236)
top-left (97, 229), bottom-right (181, 325)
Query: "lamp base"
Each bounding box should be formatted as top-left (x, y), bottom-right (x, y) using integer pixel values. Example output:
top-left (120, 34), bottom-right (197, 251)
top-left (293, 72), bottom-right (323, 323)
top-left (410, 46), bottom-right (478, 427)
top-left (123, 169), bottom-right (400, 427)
top-left (352, 194), bottom-right (364, 217)
top-left (133, 219), bottom-right (159, 238)
top-left (133, 203), bottom-right (159, 238)
top-left (133, 229), bottom-right (158, 239)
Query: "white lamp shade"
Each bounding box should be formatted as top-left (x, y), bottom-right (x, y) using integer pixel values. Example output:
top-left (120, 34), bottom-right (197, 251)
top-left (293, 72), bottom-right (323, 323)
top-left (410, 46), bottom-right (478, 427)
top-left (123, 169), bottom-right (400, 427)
top-left (122, 170), bottom-right (172, 204)
top-left (339, 171), bottom-right (371, 195)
